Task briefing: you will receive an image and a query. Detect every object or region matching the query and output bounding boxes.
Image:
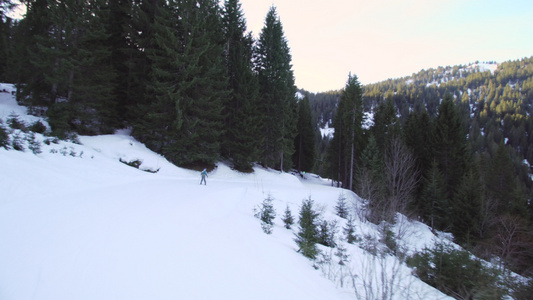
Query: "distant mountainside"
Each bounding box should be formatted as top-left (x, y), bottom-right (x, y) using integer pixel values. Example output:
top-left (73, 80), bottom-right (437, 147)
top-left (307, 55), bottom-right (533, 162)
top-left (307, 56), bottom-right (533, 128)
top-left (305, 57), bottom-right (533, 278)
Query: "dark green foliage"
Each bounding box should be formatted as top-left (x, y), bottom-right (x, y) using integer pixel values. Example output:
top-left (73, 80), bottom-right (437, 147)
top-left (512, 278), bottom-right (533, 300)
top-left (29, 120), bottom-right (47, 134)
top-left (356, 134), bottom-right (386, 223)
top-left (0, 119), bottom-right (8, 148)
top-left (18, 0), bottom-right (118, 135)
top-left (282, 205), bottom-right (294, 229)
top-left (221, 0), bottom-right (261, 172)
top-left (133, 0), bottom-right (227, 169)
top-left (379, 223), bottom-right (398, 255)
top-left (325, 73), bottom-right (363, 190)
top-left (335, 192), bottom-right (349, 219)
top-left (434, 94), bottom-right (468, 198)
top-left (11, 131), bottom-right (23, 151)
top-left (293, 94), bottom-right (316, 172)
top-left (255, 193), bottom-right (276, 234)
top-left (407, 242), bottom-right (505, 300)
top-left (343, 216), bottom-right (357, 244)
top-left (420, 160), bottom-right (449, 231)
top-left (7, 112), bottom-right (26, 131)
top-left (294, 197), bottom-right (319, 259)
top-left (404, 109), bottom-right (434, 213)
top-left (255, 6), bottom-right (297, 171)
top-left (451, 165), bottom-right (482, 245)
top-left (105, 0), bottom-right (135, 125)
top-left (26, 132), bottom-right (41, 154)
top-left (371, 98), bottom-right (398, 151)
top-left (317, 219), bottom-right (337, 248)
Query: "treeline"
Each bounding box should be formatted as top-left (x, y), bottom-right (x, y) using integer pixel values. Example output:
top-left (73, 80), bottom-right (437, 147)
top-left (316, 59), bottom-right (533, 277)
top-left (0, 0), bottom-right (317, 172)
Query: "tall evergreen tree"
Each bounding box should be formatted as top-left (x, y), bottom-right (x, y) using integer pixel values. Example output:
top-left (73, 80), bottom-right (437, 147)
top-left (19, 0), bottom-right (117, 136)
top-left (105, 0), bottom-right (135, 125)
top-left (326, 73), bottom-right (364, 190)
top-left (404, 109), bottom-right (434, 215)
top-left (293, 93), bottom-right (316, 172)
top-left (255, 6), bottom-right (297, 171)
top-left (421, 160), bottom-right (449, 231)
top-left (221, 0), bottom-right (260, 172)
top-left (434, 94), bottom-right (468, 199)
top-left (133, 0), bottom-right (228, 168)
top-left (371, 98), bottom-right (398, 151)
top-left (0, 0), bottom-right (15, 80)
top-left (452, 164), bottom-right (482, 245)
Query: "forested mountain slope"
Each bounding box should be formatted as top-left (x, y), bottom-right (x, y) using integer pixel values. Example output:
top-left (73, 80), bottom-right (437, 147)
top-left (307, 56), bottom-right (533, 278)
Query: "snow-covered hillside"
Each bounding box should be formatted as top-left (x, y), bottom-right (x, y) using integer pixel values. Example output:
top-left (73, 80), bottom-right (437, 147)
top-left (0, 84), bottom-right (451, 299)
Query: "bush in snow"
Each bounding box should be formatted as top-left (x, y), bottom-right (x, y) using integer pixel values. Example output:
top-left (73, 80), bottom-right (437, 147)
top-left (281, 205), bottom-right (294, 229)
top-left (407, 242), bottom-right (505, 299)
top-left (294, 196), bottom-right (320, 259)
top-left (11, 131), bottom-right (24, 151)
top-left (0, 120), bottom-right (8, 148)
top-left (254, 194), bottom-right (276, 234)
top-left (26, 132), bottom-right (42, 154)
top-left (29, 120), bottom-right (47, 134)
top-left (7, 113), bottom-right (27, 131)
top-left (343, 216), bottom-right (358, 244)
top-left (335, 192), bottom-right (349, 219)
top-left (318, 219), bottom-right (337, 248)
top-left (379, 222), bottom-right (398, 256)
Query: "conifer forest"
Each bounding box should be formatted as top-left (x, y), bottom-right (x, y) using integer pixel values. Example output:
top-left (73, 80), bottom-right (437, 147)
top-left (1, 0), bottom-right (532, 291)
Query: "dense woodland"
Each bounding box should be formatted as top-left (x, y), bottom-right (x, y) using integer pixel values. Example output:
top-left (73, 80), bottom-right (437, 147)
top-left (0, 0), bottom-right (315, 173)
top-left (308, 58), bottom-right (533, 279)
top-left (1, 0), bottom-right (532, 294)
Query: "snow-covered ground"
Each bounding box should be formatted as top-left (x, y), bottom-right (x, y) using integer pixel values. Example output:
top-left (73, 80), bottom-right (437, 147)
top-left (0, 84), bottom-right (451, 299)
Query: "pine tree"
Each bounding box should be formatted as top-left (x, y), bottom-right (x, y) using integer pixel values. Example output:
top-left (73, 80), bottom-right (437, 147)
top-left (294, 197), bottom-right (319, 259)
top-left (255, 6), bottom-right (297, 171)
top-left (293, 93), bottom-right (316, 173)
top-left (68, 0), bottom-right (118, 134)
top-left (421, 160), bottom-right (449, 231)
top-left (0, 119), bottom-right (8, 148)
top-left (343, 216), bottom-right (357, 244)
top-left (255, 194), bottom-right (276, 234)
top-left (356, 134), bottom-right (386, 223)
top-left (282, 205), bottom-right (294, 229)
top-left (434, 93), bottom-right (468, 198)
top-left (335, 192), bottom-right (349, 219)
top-left (105, 0), bottom-right (135, 125)
top-left (221, 0), bottom-right (260, 172)
top-left (17, 0), bottom-right (117, 135)
top-left (133, 0), bottom-right (228, 168)
top-left (318, 219), bottom-right (337, 248)
top-left (452, 165), bottom-right (482, 245)
top-left (404, 109), bottom-right (434, 215)
top-left (371, 98), bottom-right (399, 151)
top-left (326, 73), bottom-right (363, 190)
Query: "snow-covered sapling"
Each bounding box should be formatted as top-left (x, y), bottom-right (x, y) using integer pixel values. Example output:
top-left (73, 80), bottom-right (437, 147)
top-left (335, 192), bottom-right (349, 219)
top-left (282, 205), bottom-right (294, 229)
top-left (254, 193), bottom-right (276, 234)
top-left (343, 216), bottom-right (357, 244)
top-left (294, 196), bottom-right (320, 259)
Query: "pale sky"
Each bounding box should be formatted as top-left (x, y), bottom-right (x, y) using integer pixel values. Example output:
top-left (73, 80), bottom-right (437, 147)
top-left (239, 0), bottom-right (533, 93)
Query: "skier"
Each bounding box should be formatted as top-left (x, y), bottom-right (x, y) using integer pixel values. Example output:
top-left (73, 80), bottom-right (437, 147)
top-left (200, 168), bottom-right (208, 185)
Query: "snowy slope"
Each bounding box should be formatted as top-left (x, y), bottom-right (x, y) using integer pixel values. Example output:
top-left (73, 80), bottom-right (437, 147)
top-left (0, 85), bottom-right (451, 300)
